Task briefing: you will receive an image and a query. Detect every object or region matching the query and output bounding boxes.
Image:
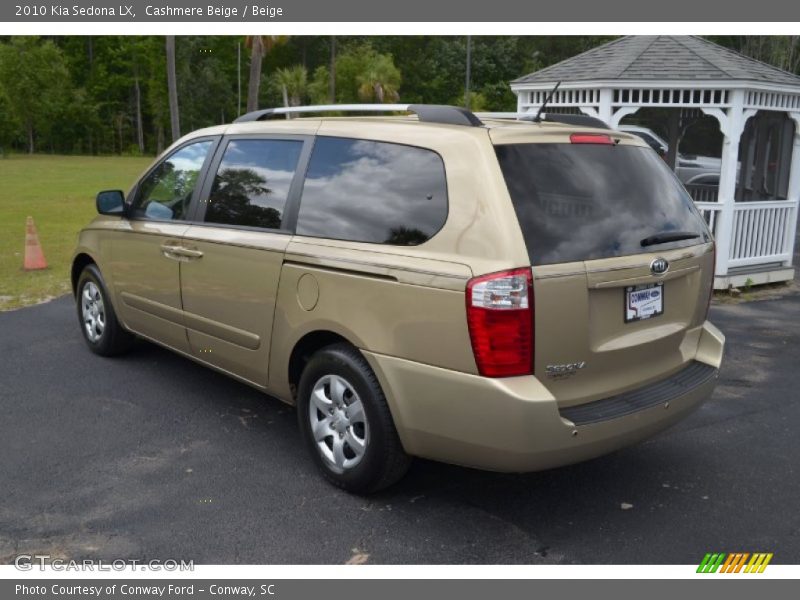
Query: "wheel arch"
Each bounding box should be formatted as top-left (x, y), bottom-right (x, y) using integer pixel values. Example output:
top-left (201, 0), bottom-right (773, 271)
top-left (287, 330), bottom-right (356, 401)
top-left (71, 252), bottom-right (97, 296)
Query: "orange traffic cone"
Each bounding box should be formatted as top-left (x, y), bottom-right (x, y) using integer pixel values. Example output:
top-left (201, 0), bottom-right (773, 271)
top-left (23, 216), bottom-right (48, 271)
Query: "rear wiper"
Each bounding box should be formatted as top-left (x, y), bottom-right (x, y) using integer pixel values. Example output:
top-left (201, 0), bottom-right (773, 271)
top-left (640, 231), bottom-right (701, 247)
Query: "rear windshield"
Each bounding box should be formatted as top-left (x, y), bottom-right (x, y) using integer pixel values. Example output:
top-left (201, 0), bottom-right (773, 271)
top-left (495, 143), bottom-right (711, 266)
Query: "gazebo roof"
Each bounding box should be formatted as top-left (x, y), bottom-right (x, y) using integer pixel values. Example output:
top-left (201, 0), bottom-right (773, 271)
top-left (512, 36), bottom-right (800, 87)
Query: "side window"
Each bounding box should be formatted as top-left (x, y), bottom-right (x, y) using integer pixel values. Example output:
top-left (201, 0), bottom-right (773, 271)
top-left (296, 137), bottom-right (448, 245)
top-left (131, 140), bottom-right (213, 221)
top-left (205, 139), bottom-right (303, 229)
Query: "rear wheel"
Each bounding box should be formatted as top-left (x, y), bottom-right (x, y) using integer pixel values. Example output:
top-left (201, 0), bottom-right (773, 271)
top-left (297, 343), bottom-right (411, 493)
top-left (76, 264), bottom-right (134, 356)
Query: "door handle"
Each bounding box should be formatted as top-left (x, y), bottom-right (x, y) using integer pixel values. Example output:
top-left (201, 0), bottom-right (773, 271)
top-left (160, 243), bottom-right (182, 260)
top-left (174, 247), bottom-right (204, 259)
top-left (160, 244), bottom-right (203, 261)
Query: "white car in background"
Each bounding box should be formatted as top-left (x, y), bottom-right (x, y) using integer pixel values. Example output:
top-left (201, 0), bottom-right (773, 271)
top-left (619, 125), bottom-right (722, 185)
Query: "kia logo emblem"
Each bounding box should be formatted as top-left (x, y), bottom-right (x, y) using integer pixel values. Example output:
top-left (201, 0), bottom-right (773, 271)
top-left (650, 258), bottom-right (669, 275)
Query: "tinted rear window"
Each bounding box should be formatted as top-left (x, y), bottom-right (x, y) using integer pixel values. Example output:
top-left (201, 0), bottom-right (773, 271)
top-left (296, 137), bottom-right (448, 245)
top-left (495, 143), bottom-right (710, 266)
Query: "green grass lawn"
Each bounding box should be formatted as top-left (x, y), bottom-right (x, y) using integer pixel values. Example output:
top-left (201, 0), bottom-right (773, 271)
top-left (0, 154), bottom-right (152, 310)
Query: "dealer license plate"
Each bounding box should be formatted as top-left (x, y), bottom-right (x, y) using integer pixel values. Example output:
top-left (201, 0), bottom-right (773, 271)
top-left (624, 282), bottom-right (664, 323)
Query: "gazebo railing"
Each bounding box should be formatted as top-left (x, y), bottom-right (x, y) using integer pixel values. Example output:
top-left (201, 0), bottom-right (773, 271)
top-left (729, 200), bottom-right (798, 267)
top-left (696, 200), bottom-right (799, 269)
top-left (695, 201), bottom-right (721, 237)
top-left (686, 184), bottom-right (719, 203)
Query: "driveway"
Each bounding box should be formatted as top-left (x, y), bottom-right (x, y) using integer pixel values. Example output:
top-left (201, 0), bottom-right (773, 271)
top-left (1, 294), bottom-right (798, 564)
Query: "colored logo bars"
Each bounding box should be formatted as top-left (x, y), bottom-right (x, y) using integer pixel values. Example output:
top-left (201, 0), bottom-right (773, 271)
top-left (697, 552), bottom-right (773, 573)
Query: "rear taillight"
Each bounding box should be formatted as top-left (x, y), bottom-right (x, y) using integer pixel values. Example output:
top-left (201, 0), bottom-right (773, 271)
top-left (466, 268), bottom-right (534, 377)
top-left (570, 133), bottom-right (614, 145)
top-left (705, 243), bottom-right (716, 318)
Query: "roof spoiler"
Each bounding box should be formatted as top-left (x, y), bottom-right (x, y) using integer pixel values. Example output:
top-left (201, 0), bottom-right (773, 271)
top-left (539, 113), bottom-right (611, 130)
top-left (477, 112), bottom-right (610, 130)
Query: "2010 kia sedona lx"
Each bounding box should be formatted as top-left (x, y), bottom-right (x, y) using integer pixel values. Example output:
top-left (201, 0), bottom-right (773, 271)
top-left (72, 104), bottom-right (725, 493)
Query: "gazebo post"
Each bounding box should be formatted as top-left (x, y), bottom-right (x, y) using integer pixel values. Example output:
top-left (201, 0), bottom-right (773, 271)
top-left (785, 113), bottom-right (800, 265)
top-left (598, 89), bottom-right (613, 125)
top-left (702, 90), bottom-right (755, 279)
top-left (712, 100), bottom-right (740, 279)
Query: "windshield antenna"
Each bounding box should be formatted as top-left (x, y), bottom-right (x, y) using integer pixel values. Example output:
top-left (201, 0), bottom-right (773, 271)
top-left (533, 81), bottom-right (561, 123)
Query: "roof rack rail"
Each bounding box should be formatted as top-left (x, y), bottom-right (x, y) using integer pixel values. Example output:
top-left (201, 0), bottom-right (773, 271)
top-left (233, 104), bottom-right (484, 127)
top-left (475, 112), bottom-right (529, 119)
top-left (476, 112), bottom-right (610, 130)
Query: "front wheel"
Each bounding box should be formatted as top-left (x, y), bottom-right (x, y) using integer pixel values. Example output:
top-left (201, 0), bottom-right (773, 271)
top-left (76, 264), bottom-right (134, 356)
top-left (297, 343), bottom-right (411, 493)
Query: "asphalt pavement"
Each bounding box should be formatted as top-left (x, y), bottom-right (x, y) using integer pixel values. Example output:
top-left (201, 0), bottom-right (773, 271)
top-left (1, 293), bottom-right (799, 564)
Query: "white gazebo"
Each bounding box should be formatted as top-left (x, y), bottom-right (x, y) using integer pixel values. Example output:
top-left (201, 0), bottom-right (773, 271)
top-left (511, 35), bottom-right (800, 289)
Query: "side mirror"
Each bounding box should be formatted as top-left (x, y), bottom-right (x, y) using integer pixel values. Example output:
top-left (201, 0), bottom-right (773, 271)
top-left (96, 190), bottom-right (125, 216)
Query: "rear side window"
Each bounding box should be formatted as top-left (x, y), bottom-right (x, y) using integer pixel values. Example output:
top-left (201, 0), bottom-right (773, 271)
top-left (205, 139), bottom-right (303, 230)
top-left (495, 143), bottom-right (710, 266)
top-left (296, 137), bottom-right (448, 245)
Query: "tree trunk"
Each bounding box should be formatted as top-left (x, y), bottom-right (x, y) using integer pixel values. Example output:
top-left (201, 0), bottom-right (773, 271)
top-left (465, 35), bottom-right (472, 110)
top-left (134, 77), bottom-right (144, 154)
top-left (166, 36), bottom-right (181, 142)
top-left (329, 36), bottom-right (336, 103)
top-left (665, 110), bottom-right (680, 172)
top-left (157, 124), bottom-right (164, 154)
top-left (237, 42), bottom-right (242, 117)
top-left (247, 36), bottom-right (264, 112)
top-left (281, 84), bottom-right (289, 108)
top-left (117, 115), bottom-right (123, 155)
top-left (789, 36), bottom-right (800, 74)
top-left (27, 120), bottom-right (34, 154)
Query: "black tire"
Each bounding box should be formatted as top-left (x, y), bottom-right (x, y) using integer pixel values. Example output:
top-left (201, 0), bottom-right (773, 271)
top-left (297, 343), bottom-right (411, 493)
top-left (75, 263), bottom-right (134, 357)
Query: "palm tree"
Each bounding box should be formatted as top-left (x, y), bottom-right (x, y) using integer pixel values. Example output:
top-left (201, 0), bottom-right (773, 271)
top-left (275, 66), bottom-right (308, 107)
top-left (245, 35), bottom-right (288, 112)
top-left (165, 36), bottom-right (180, 142)
top-left (455, 91), bottom-right (488, 112)
top-left (356, 54), bottom-right (401, 104)
top-left (307, 66), bottom-right (332, 105)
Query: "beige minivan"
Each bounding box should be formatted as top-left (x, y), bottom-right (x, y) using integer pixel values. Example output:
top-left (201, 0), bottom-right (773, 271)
top-left (72, 104), bottom-right (725, 493)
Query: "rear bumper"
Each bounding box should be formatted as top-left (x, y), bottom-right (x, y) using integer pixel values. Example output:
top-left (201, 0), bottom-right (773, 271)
top-left (363, 320), bottom-right (725, 472)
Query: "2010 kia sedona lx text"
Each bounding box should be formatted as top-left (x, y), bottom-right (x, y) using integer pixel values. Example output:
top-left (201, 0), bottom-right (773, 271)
top-left (72, 104), bottom-right (725, 493)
